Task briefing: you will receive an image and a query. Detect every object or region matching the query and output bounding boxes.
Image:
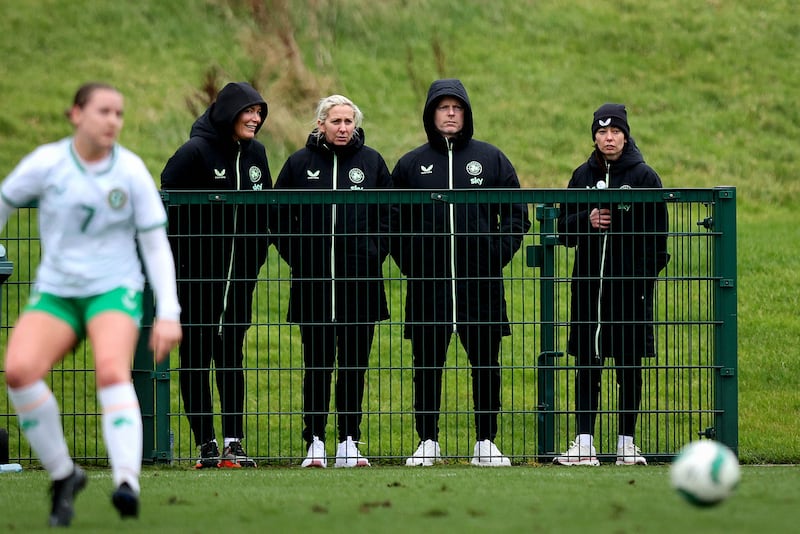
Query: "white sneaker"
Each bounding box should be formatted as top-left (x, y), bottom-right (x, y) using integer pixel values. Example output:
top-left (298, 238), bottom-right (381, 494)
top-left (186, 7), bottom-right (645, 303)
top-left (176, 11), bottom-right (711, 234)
top-left (553, 439), bottom-right (600, 466)
top-left (300, 436), bottom-right (327, 468)
top-left (470, 439), bottom-right (511, 467)
top-left (334, 436), bottom-right (370, 468)
top-left (616, 443), bottom-right (647, 465)
top-left (405, 439), bottom-right (442, 467)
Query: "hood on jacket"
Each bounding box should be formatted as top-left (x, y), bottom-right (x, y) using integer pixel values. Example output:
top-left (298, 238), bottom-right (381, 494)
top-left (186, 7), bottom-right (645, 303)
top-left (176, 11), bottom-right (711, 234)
top-left (422, 78), bottom-right (474, 145)
top-left (190, 82), bottom-right (268, 141)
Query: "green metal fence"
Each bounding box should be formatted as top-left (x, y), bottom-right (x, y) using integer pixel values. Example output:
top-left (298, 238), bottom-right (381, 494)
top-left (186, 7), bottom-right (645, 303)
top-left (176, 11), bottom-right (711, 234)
top-left (0, 187), bottom-right (737, 466)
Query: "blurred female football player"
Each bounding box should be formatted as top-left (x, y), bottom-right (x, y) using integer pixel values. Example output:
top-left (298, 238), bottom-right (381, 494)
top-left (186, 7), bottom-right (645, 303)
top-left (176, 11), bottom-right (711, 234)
top-left (1, 82), bottom-right (182, 525)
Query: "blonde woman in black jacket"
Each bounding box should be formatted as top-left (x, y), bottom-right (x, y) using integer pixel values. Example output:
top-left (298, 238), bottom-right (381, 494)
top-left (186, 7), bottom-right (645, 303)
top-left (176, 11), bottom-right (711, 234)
top-left (272, 95), bottom-right (391, 468)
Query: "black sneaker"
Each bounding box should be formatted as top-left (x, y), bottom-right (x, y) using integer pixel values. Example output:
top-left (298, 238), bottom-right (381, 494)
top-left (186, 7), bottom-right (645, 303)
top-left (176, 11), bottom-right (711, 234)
top-left (194, 440), bottom-right (220, 469)
top-left (49, 465), bottom-right (88, 527)
top-left (220, 440), bottom-right (257, 468)
top-left (111, 482), bottom-right (139, 519)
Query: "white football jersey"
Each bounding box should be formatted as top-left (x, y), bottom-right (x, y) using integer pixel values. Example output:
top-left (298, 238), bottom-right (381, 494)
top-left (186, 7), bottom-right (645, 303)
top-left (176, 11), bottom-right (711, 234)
top-left (0, 137), bottom-right (167, 297)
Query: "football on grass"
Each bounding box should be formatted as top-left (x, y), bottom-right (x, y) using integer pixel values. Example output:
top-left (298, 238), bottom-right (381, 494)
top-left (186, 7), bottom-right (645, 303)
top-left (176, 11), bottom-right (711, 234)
top-left (670, 440), bottom-right (741, 507)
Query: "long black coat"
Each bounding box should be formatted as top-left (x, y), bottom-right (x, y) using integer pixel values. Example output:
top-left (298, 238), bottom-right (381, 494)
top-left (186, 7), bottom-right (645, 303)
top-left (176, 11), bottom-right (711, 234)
top-left (558, 139), bottom-right (670, 360)
top-left (391, 79), bottom-right (531, 337)
top-left (272, 129), bottom-right (391, 324)
top-left (161, 82), bottom-right (271, 329)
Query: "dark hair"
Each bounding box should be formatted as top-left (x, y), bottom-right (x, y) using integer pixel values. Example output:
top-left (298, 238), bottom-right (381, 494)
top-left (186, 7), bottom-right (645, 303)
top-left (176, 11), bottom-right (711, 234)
top-left (64, 82), bottom-right (119, 118)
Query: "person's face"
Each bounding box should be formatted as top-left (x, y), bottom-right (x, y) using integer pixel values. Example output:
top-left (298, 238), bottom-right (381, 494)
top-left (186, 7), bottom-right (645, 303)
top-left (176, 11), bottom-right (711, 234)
top-left (319, 104), bottom-right (356, 145)
top-left (434, 97), bottom-right (465, 138)
top-left (70, 88), bottom-right (124, 154)
top-left (594, 127), bottom-right (626, 161)
top-left (233, 105), bottom-right (263, 141)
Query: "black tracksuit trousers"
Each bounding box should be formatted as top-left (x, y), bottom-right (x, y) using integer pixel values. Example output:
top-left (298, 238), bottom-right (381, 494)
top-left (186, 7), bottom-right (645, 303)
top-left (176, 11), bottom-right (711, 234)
top-left (409, 324), bottom-right (502, 443)
top-left (299, 323), bottom-right (375, 445)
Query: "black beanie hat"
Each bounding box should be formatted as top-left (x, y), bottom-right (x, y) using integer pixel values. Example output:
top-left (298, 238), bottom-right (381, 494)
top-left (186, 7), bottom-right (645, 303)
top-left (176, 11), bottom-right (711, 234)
top-left (592, 103), bottom-right (629, 139)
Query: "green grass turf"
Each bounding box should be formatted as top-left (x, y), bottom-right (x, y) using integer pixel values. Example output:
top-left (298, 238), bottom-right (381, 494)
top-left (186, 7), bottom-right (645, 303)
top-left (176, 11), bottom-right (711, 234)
top-left (0, 464), bottom-right (797, 533)
top-left (1, 0), bottom-right (799, 466)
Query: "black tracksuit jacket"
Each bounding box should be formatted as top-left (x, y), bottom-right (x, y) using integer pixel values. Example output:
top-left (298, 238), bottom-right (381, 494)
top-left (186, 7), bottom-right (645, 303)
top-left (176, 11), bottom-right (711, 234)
top-left (161, 82), bottom-right (272, 331)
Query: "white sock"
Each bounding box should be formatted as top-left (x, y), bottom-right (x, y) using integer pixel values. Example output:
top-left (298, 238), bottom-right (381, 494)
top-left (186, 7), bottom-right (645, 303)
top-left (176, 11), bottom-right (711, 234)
top-left (100, 383), bottom-right (142, 494)
top-left (8, 381), bottom-right (74, 480)
top-left (618, 435), bottom-right (634, 449)
top-left (223, 437), bottom-right (237, 448)
top-left (577, 433), bottom-right (594, 447)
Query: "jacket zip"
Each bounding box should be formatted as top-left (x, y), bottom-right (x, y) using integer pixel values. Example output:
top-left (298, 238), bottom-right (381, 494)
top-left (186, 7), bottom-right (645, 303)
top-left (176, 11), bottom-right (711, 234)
top-left (594, 160), bottom-right (611, 358)
top-left (218, 145), bottom-right (241, 335)
top-left (446, 139), bottom-right (457, 333)
top-left (330, 152), bottom-right (338, 322)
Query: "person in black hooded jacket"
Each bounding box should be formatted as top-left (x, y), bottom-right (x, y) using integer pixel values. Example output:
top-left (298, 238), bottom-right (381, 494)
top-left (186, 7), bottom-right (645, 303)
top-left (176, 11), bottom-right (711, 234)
top-left (161, 82), bottom-right (271, 469)
top-left (391, 79), bottom-right (530, 467)
top-left (554, 103), bottom-right (670, 467)
top-left (272, 94), bottom-right (391, 468)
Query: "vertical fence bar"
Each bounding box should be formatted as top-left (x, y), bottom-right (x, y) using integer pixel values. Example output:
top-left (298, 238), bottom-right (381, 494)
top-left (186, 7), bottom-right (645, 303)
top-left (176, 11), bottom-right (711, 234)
top-left (133, 284), bottom-right (171, 463)
top-left (132, 284), bottom-right (155, 462)
top-left (0, 245), bottom-right (12, 464)
top-left (154, 325), bottom-right (172, 465)
top-left (712, 186), bottom-right (738, 453)
top-left (535, 204), bottom-right (561, 458)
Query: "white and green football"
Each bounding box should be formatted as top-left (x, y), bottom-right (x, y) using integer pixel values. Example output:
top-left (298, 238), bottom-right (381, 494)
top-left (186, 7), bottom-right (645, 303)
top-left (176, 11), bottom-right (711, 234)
top-left (670, 439), bottom-right (741, 507)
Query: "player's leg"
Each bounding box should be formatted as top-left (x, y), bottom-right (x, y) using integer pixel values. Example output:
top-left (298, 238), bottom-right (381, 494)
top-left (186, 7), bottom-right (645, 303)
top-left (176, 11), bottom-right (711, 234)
top-left (86, 289), bottom-right (143, 518)
top-left (4, 296), bottom-right (86, 526)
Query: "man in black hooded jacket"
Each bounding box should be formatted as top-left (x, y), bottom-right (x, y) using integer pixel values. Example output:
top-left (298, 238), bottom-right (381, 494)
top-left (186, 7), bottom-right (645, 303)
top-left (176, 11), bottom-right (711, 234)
top-left (161, 82), bottom-right (271, 469)
top-left (392, 79), bottom-right (530, 467)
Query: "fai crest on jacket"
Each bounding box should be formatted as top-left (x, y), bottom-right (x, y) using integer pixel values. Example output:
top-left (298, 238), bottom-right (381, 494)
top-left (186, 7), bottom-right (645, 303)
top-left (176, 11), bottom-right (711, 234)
top-left (466, 160), bottom-right (482, 176)
top-left (348, 168), bottom-right (365, 184)
top-left (466, 160), bottom-right (483, 185)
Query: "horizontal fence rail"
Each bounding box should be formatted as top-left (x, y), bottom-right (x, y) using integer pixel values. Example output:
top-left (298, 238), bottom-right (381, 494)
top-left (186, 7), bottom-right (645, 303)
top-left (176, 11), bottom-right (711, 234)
top-left (0, 187), bottom-right (737, 466)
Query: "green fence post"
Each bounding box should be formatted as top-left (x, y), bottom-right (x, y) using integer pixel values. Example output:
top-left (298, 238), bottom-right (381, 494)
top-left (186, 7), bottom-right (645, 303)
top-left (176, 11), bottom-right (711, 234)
top-left (712, 186), bottom-right (738, 453)
top-left (153, 341), bottom-right (172, 465)
top-left (133, 284), bottom-right (171, 464)
top-left (132, 285), bottom-right (155, 463)
top-left (0, 245), bottom-right (13, 464)
top-left (535, 204), bottom-right (562, 458)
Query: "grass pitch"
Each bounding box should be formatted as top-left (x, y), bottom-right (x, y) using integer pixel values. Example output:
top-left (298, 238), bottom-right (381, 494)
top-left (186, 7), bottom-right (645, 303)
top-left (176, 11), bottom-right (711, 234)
top-left (0, 464), bottom-right (797, 533)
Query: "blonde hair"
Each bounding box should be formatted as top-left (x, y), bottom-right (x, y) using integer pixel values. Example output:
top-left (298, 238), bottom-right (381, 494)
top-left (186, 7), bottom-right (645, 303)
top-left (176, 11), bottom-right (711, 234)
top-left (311, 94), bottom-right (363, 140)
